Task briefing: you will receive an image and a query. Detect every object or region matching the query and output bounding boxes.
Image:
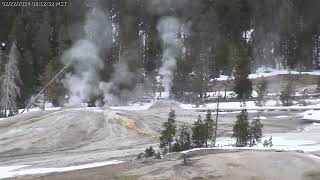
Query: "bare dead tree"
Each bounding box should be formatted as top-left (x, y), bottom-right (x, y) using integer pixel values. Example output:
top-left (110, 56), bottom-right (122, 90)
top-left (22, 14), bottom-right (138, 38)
top-left (0, 42), bottom-right (21, 117)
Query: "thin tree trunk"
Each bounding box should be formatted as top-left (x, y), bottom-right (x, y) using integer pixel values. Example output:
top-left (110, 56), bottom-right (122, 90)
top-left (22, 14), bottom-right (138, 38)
top-left (212, 95), bottom-right (220, 147)
top-left (5, 83), bottom-right (9, 117)
top-left (43, 90), bottom-right (46, 110)
top-left (316, 35), bottom-right (319, 69)
top-left (21, 64), bottom-right (69, 114)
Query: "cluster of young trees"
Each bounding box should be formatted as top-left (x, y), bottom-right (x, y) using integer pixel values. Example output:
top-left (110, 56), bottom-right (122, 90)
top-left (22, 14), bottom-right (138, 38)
top-left (159, 110), bottom-right (217, 154)
top-left (140, 108), bottom-right (265, 159)
top-left (232, 110), bottom-right (263, 147)
top-left (1, 0), bottom-right (320, 107)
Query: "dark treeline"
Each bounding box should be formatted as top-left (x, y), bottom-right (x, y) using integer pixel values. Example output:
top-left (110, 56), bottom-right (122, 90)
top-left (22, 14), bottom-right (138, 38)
top-left (1, 0), bottom-right (320, 107)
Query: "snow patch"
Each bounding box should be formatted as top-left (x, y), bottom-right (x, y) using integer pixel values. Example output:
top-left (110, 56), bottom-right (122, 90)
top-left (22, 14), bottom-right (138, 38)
top-left (275, 115), bottom-right (289, 119)
top-left (110, 102), bottom-right (153, 111)
top-left (182, 135), bottom-right (320, 153)
top-left (0, 160), bottom-right (124, 179)
top-left (303, 110), bottom-right (320, 122)
top-left (214, 68), bottom-right (320, 82)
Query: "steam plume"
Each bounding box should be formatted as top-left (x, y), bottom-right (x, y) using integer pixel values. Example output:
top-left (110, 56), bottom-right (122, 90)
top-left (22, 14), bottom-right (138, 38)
top-left (62, 5), bottom-right (111, 106)
top-left (157, 16), bottom-right (183, 94)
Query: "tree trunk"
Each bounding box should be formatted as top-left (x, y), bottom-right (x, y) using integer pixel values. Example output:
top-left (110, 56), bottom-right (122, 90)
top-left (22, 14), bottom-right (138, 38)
top-left (42, 90), bottom-right (46, 110)
top-left (212, 95), bottom-right (220, 147)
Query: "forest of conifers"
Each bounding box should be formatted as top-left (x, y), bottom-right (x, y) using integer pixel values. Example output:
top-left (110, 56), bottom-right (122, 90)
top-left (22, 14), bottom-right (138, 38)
top-left (1, 0), bottom-right (320, 108)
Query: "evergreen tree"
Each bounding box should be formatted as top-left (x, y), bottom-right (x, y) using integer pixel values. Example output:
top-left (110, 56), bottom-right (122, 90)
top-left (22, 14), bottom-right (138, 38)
top-left (0, 44), bottom-right (8, 75)
top-left (144, 146), bottom-right (156, 158)
top-left (159, 109), bottom-right (177, 153)
top-left (39, 60), bottom-right (65, 106)
top-left (192, 115), bottom-right (206, 148)
top-left (249, 114), bottom-right (264, 146)
top-left (177, 124), bottom-right (192, 151)
top-left (0, 42), bottom-right (22, 117)
top-left (1, 1), bottom-right (320, 108)
top-left (232, 109), bottom-right (250, 147)
top-left (256, 76), bottom-right (267, 106)
top-left (280, 80), bottom-right (295, 106)
top-left (204, 110), bottom-right (215, 147)
top-left (233, 43), bottom-right (253, 100)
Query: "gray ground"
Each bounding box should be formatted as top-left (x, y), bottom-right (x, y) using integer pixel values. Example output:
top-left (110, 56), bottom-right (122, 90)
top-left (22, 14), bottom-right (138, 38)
top-left (10, 150), bottom-right (320, 180)
top-left (0, 100), bottom-right (319, 179)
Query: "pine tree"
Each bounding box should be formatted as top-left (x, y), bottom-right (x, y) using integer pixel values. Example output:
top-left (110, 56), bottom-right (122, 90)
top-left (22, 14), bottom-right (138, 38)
top-left (0, 44), bottom-right (7, 70)
top-left (204, 110), bottom-right (215, 147)
top-left (233, 43), bottom-right (253, 100)
top-left (144, 146), bottom-right (155, 158)
top-left (232, 109), bottom-right (250, 147)
top-left (280, 81), bottom-right (295, 106)
top-left (39, 60), bottom-right (65, 107)
top-left (0, 42), bottom-right (22, 117)
top-left (177, 124), bottom-right (192, 151)
top-left (256, 76), bottom-right (267, 107)
top-left (159, 109), bottom-right (177, 153)
top-left (192, 115), bottom-right (206, 148)
top-left (249, 114), bottom-right (263, 146)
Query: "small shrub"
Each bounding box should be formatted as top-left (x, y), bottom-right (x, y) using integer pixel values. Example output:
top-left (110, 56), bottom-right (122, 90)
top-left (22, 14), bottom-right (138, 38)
top-left (263, 136), bottom-right (273, 148)
top-left (136, 153), bottom-right (144, 160)
top-left (144, 146), bottom-right (155, 158)
top-left (155, 151), bottom-right (162, 159)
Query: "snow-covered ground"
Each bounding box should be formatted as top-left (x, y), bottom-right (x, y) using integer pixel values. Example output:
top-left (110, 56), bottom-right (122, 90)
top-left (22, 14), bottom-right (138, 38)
top-left (180, 100), bottom-right (320, 111)
top-left (249, 67), bottom-right (320, 79)
top-left (110, 102), bottom-right (154, 111)
top-left (14, 102), bottom-right (154, 116)
top-left (206, 91), bottom-right (258, 99)
top-left (183, 122), bottom-right (320, 154)
top-left (216, 67), bottom-right (320, 81)
top-left (303, 110), bottom-right (320, 122)
top-left (18, 107), bottom-right (61, 114)
top-left (0, 160), bottom-right (124, 179)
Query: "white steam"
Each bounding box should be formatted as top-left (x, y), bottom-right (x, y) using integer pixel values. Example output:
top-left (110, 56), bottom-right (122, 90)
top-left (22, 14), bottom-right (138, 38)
top-left (99, 63), bottom-right (134, 105)
top-left (62, 6), bottom-right (111, 106)
top-left (157, 16), bottom-right (183, 94)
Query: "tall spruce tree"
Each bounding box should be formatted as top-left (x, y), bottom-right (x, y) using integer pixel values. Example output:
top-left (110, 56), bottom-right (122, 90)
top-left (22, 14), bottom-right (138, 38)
top-left (204, 110), bottom-right (215, 147)
top-left (192, 115), bottom-right (206, 148)
top-left (280, 80), bottom-right (295, 106)
top-left (177, 124), bottom-right (192, 151)
top-left (232, 109), bottom-right (250, 147)
top-left (159, 109), bottom-right (177, 153)
top-left (249, 114), bottom-right (264, 146)
top-left (39, 60), bottom-right (65, 106)
top-left (233, 43), bottom-right (253, 100)
top-left (256, 76), bottom-right (267, 107)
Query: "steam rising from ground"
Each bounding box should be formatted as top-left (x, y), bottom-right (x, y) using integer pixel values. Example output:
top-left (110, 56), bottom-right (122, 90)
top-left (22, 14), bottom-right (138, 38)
top-left (62, 2), bottom-right (186, 105)
top-left (62, 5), bottom-right (111, 106)
top-left (99, 63), bottom-right (135, 105)
top-left (157, 17), bottom-right (183, 94)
